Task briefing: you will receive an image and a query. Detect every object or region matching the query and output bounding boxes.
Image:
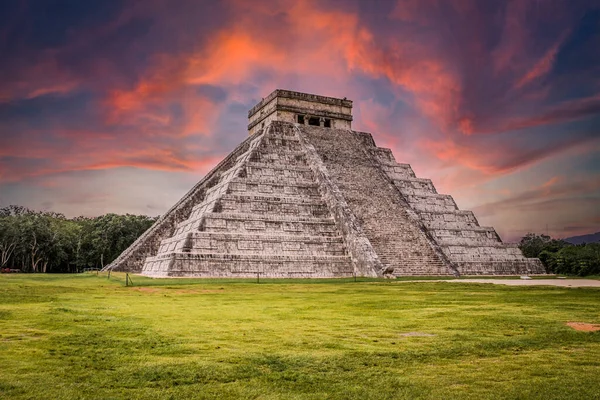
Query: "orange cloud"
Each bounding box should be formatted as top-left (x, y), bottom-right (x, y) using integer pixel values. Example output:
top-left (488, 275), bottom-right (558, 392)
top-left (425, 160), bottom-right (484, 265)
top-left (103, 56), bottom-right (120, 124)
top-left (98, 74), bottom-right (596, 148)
top-left (419, 138), bottom-right (496, 173)
top-left (499, 94), bottom-right (600, 132)
top-left (418, 131), bottom-right (599, 176)
top-left (492, 0), bottom-right (530, 74)
top-left (542, 176), bottom-right (561, 189)
top-left (514, 32), bottom-right (568, 89)
top-left (0, 54), bottom-right (82, 103)
top-left (96, 0), bottom-right (467, 143)
top-left (100, 0), bottom-right (366, 137)
top-left (0, 141), bottom-right (224, 184)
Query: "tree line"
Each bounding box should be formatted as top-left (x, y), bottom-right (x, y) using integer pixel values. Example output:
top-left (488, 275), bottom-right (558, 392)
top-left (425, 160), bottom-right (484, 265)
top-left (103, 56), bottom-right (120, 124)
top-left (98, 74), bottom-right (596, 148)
top-left (519, 233), bottom-right (600, 276)
top-left (0, 205), bottom-right (156, 273)
top-left (1, 206), bottom-right (598, 276)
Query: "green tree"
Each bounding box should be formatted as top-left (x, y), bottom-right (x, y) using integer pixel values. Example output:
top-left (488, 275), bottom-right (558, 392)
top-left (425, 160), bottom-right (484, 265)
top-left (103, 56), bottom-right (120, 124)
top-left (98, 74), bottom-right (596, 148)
top-left (519, 233), bottom-right (568, 258)
top-left (546, 244), bottom-right (600, 276)
top-left (0, 205), bottom-right (156, 273)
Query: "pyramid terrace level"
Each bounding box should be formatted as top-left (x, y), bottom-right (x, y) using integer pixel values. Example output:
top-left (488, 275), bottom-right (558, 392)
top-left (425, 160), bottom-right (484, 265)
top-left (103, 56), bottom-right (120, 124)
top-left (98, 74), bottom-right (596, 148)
top-left (105, 90), bottom-right (544, 277)
top-left (248, 89), bottom-right (353, 135)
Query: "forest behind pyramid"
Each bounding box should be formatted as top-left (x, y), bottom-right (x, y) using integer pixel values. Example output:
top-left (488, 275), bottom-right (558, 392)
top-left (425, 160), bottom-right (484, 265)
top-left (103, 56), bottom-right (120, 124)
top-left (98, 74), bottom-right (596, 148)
top-left (104, 90), bottom-right (544, 278)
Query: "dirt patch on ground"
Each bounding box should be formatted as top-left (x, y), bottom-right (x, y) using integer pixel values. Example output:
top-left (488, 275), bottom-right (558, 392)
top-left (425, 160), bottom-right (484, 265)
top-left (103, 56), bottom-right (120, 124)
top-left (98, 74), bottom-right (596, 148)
top-left (175, 289), bottom-right (224, 294)
top-left (399, 332), bottom-right (436, 337)
top-left (132, 287), bottom-right (161, 293)
top-left (566, 322), bottom-right (600, 332)
top-left (131, 287), bottom-right (224, 294)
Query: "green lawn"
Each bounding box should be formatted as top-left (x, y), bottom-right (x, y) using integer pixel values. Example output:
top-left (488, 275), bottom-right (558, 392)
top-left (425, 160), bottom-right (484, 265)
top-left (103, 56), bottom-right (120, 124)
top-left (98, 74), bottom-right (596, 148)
top-left (1, 273), bottom-right (599, 399)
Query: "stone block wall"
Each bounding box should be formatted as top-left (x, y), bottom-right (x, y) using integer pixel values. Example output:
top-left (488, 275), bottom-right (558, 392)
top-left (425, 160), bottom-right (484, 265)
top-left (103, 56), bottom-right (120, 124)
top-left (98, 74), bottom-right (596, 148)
top-left (139, 122), bottom-right (356, 278)
top-left (103, 132), bottom-right (260, 273)
top-left (367, 135), bottom-right (545, 275)
top-left (298, 124), bottom-right (456, 276)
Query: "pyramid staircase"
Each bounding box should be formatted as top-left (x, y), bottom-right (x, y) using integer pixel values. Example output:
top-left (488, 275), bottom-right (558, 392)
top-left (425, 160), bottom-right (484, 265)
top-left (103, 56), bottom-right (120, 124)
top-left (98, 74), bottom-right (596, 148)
top-left (141, 123), bottom-right (355, 277)
top-left (298, 125), bottom-right (455, 276)
top-left (367, 139), bottom-right (544, 275)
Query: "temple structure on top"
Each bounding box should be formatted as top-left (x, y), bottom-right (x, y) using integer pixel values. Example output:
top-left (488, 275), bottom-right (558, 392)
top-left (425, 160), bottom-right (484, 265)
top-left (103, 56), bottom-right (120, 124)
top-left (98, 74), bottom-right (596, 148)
top-left (104, 89), bottom-right (545, 278)
top-left (247, 90), bottom-right (353, 135)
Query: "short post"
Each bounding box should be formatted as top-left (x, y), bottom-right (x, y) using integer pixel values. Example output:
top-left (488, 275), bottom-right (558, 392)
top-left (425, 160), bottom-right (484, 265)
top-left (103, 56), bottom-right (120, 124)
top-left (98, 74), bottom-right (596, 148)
top-left (107, 270), bottom-right (111, 280)
top-left (126, 273), bottom-right (129, 287)
top-left (354, 271), bottom-right (357, 282)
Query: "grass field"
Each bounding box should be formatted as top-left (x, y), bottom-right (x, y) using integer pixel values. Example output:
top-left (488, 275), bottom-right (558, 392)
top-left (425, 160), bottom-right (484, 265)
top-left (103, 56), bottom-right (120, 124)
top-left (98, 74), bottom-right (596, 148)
top-left (1, 273), bottom-right (599, 399)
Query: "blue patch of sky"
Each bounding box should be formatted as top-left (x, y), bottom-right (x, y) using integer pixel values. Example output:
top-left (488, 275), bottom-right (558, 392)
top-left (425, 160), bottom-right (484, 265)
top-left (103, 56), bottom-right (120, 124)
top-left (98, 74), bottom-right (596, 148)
top-left (485, 113), bottom-right (600, 150)
top-left (213, 102), bottom-right (249, 153)
top-left (196, 84), bottom-right (228, 103)
top-left (167, 102), bottom-right (184, 122)
top-left (19, 0), bottom-right (125, 49)
top-left (553, 8), bottom-right (600, 77)
top-left (0, 92), bottom-right (94, 127)
top-left (0, 155), bottom-right (53, 172)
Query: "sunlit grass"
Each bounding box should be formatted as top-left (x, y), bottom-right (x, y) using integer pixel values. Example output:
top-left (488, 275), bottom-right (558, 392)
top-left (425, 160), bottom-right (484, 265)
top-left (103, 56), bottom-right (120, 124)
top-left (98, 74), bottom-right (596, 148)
top-left (1, 273), bottom-right (599, 399)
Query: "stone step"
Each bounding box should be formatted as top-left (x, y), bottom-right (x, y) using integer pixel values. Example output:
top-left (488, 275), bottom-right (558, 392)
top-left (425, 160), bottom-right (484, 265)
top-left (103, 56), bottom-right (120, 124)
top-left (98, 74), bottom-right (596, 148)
top-left (455, 259), bottom-right (546, 275)
top-left (218, 194), bottom-right (331, 217)
top-left (446, 247), bottom-right (525, 262)
top-left (220, 193), bottom-right (326, 203)
top-left (262, 132), bottom-right (302, 144)
top-left (254, 147), bottom-right (306, 156)
top-left (372, 147), bottom-right (397, 163)
top-left (403, 193), bottom-right (457, 211)
top-left (176, 186), bottom-right (329, 235)
top-left (259, 139), bottom-right (303, 152)
top-left (392, 178), bottom-right (438, 196)
top-left (392, 265), bottom-right (454, 276)
top-left (142, 253), bottom-right (354, 278)
top-left (409, 202), bottom-right (459, 213)
top-left (173, 232), bottom-right (347, 256)
top-left (248, 150), bottom-right (308, 166)
top-left (172, 162), bottom-right (327, 236)
top-left (160, 213), bottom-right (341, 251)
top-left (423, 220), bottom-right (482, 230)
top-left (443, 242), bottom-right (521, 253)
top-left (228, 181), bottom-right (321, 198)
top-left (430, 226), bottom-right (500, 241)
top-left (377, 258), bottom-right (447, 267)
top-left (245, 162), bottom-right (315, 180)
top-left (245, 162), bottom-right (312, 172)
top-left (230, 176), bottom-right (316, 187)
top-left (418, 210), bottom-right (479, 225)
top-left (201, 212), bottom-right (339, 236)
top-left (436, 236), bottom-right (503, 246)
top-left (375, 254), bottom-right (447, 262)
top-left (263, 131), bottom-right (300, 142)
top-left (393, 271), bottom-right (453, 276)
top-left (379, 163), bottom-right (416, 179)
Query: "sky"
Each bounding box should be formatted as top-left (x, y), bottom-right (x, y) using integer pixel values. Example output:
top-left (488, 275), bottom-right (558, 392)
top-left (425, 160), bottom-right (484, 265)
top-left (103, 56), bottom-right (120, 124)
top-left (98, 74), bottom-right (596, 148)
top-left (0, 0), bottom-right (599, 242)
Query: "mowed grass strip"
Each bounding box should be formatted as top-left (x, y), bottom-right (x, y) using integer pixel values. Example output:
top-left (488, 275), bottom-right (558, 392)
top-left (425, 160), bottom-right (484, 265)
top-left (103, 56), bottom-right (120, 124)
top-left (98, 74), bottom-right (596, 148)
top-left (0, 273), bottom-right (599, 399)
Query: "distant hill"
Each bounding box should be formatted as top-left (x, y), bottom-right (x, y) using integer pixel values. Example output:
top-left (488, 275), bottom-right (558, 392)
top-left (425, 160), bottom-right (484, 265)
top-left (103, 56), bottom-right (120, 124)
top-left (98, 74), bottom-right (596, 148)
top-left (564, 232), bottom-right (600, 245)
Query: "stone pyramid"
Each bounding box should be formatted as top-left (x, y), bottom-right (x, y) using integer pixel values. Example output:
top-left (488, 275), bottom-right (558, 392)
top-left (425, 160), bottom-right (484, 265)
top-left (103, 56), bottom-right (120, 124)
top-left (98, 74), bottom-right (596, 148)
top-left (105, 90), bottom-right (544, 278)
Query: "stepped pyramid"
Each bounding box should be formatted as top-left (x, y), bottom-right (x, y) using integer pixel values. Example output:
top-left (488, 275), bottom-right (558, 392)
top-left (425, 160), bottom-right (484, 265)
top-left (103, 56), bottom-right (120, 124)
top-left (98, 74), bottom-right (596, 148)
top-left (105, 90), bottom-right (545, 278)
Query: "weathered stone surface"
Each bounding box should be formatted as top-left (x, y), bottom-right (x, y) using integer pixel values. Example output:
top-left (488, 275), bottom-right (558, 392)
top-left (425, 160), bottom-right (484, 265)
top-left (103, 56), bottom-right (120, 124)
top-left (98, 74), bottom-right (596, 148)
top-left (298, 125), bottom-right (455, 276)
top-left (104, 89), bottom-right (544, 277)
top-left (248, 89), bottom-right (353, 135)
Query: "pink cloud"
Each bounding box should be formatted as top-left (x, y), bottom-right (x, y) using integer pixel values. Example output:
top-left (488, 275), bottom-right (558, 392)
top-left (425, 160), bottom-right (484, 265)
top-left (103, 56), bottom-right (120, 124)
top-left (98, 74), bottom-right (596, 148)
top-left (500, 95), bottom-right (600, 132)
top-left (514, 32), bottom-right (568, 89)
